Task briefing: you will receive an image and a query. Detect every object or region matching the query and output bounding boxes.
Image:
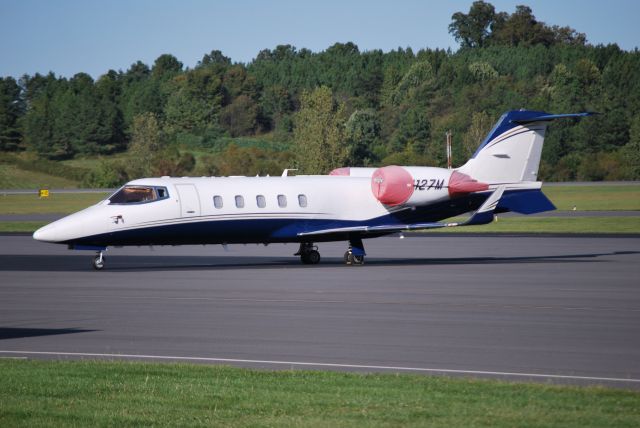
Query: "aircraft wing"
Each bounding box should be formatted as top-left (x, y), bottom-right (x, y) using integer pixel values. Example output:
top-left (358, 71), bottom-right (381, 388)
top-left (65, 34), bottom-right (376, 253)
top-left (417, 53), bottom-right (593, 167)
top-left (299, 186), bottom-right (505, 237)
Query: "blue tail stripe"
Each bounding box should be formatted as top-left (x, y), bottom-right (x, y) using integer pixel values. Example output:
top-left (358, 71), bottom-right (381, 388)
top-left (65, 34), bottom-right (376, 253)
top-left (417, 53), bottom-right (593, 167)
top-left (472, 110), bottom-right (593, 159)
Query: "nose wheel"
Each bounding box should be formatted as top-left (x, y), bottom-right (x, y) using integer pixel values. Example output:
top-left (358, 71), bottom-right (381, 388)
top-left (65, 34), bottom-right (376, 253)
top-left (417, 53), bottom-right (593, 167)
top-left (295, 242), bottom-right (321, 265)
top-left (92, 251), bottom-right (105, 270)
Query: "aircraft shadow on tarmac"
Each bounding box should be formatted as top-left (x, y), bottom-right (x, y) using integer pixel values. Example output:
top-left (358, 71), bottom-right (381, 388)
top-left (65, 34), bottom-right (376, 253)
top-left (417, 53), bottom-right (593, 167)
top-left (0, 251), bottom-right (637, 272)
top-left (0, 327), bottom-right (98, 340)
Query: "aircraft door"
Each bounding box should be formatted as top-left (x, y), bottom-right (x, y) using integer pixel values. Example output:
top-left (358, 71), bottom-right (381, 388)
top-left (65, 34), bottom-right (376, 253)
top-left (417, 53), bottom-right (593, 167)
top-left (175, 184), bottom-right (201, 217)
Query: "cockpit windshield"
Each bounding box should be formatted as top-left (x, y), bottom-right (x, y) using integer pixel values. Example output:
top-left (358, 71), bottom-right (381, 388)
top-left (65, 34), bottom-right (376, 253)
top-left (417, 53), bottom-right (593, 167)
top-left (108, 186), bottom-right (169, 204)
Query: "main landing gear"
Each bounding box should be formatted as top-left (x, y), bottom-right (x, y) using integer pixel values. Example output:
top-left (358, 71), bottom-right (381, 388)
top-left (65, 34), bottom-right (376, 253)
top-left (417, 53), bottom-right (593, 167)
top-left (93, 251), bottom-right (105, 270)
top-left (295, 242), bottom-right (321, 264)
top-left (295, 238), bottom-right (367, 266)
top-left (344, 237), bottom-right (366, 266)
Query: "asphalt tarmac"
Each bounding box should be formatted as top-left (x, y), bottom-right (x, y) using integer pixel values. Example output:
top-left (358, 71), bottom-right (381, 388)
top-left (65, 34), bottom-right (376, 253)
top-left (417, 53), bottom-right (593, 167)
top-left (1, 234), bottom-right (639, 389)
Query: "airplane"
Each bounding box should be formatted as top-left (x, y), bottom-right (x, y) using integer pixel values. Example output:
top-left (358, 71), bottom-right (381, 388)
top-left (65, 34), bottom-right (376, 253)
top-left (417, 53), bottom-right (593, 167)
top-left (33, 110), bottom-right (592, 270)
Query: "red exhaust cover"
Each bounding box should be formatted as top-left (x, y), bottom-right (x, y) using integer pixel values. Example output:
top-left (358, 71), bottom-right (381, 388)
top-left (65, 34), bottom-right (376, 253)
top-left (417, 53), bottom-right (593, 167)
top-left (371, 166), bottom-right (414, 206)
top-left (448, 171), bottom-right (489, 197)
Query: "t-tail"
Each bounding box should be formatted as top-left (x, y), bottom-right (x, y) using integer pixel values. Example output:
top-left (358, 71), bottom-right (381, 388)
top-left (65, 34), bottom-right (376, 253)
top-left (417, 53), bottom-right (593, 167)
top-left (452, 110), bottom-right (593, 216)
top-left (457, 110), bottom-right (593, 185)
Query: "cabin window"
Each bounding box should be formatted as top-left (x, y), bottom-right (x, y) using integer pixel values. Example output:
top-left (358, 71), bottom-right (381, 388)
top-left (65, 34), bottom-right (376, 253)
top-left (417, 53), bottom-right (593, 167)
top-left (298, 194), bottom-right (308, 208)
top-left (277, 194), bottom-right (287, 208)
top-left (235, 195), bottom-right (245, 208)
top-left (109, 186), bottom-right (169, 204)
top-left (213, 195), bottom-right (223, 209)
top-left (256, 195), bottom-right (266, 208)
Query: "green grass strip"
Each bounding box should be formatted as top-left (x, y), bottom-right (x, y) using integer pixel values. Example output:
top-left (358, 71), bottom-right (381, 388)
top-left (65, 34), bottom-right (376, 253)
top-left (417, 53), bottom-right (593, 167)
top-left (1, 217), bottom-right (639, 234)
top-left (0, 221), bottom-right (46, 233)
top-left (0, 163), bottom-right (79, 189)
top-left (430, 216), bottom-right (640, 234)
top-left (543, 186), bottom-right (640, 211)
top-left (0, 193), bottom-right (108, 215)
top-left (0, 360), bottom-right (638, 427)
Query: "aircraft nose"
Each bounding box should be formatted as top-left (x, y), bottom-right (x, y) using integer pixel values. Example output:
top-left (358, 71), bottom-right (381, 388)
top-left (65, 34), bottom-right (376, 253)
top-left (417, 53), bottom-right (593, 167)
top-left (33, 223), bottom-right (58, 242)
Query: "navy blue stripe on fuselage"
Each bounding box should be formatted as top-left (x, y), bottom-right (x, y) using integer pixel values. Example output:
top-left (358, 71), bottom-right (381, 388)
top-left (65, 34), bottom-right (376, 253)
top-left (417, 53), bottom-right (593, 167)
top-left (63, 192), bottom-right (491, 247)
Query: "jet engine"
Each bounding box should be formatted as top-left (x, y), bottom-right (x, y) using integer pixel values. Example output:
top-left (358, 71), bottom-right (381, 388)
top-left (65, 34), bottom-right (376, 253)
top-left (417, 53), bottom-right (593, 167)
top-left (369, 166), bottom-right (488, 207)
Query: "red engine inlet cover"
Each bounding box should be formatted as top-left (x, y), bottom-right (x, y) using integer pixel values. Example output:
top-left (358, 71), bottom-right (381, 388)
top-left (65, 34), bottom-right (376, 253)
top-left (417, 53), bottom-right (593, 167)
top-left (371, 166), bottom-right (414, 206)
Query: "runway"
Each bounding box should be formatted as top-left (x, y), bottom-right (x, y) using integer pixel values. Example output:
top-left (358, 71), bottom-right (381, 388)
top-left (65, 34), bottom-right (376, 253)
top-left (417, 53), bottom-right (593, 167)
top-left (1, 234), bottom-right (639, 389)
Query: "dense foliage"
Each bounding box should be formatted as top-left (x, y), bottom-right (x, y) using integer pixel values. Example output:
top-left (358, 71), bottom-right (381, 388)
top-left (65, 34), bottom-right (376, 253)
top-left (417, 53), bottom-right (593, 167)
top-left (1, 1), bottom-right (639, 183)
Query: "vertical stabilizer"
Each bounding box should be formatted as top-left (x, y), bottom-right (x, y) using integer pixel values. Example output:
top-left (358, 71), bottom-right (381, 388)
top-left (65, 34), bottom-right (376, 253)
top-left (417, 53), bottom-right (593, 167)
top-left (457, 111), bottom-right (592, 184)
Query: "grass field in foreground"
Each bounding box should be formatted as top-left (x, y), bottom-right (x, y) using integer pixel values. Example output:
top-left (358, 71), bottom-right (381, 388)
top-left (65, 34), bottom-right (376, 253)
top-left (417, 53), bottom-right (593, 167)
top-left (0, 360), bottom-right (638, 427)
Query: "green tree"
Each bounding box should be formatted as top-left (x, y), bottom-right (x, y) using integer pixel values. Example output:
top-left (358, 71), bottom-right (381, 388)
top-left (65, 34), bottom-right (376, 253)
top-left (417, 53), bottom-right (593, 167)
top-left (620, 115), bottom-right (640, 179)
top-left (95, 70), bottom-right (126, 153)
top-left (197, 50), bottom-right (231, 68)
top-left (293, 86), bottom-right (348, 174)
top-left (0, 77), bottom-right (24, 151)
top-left (219, 95), bottom-right (259, 137)
top-left (128, 112), bottom-right (164, 178)
top-left (121, 62), bottom-right (164, 129)
top-left (222, 65), bottom-right (257, 104)
top-left (462, 111), bottom-right (493, 159)
top-left (164, 68), bottom-right (223, 134)
top-left (258, 84), bottom-right (293, 131)
top-left (152, 54), bottom-right (183, 79)
top-left (449, 1), bottom-right (497, 48)
top-left (389, 107), bottom-right (431, 154)
top-left (22, 73), bottom-right (60, 158)
top-left (391, 61), bottom-right (435, 105)
top-left (344, 109), bottom-right (380, 166)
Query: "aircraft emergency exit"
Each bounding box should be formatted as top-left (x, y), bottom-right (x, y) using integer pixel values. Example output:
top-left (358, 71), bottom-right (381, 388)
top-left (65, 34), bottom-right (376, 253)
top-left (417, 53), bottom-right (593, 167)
top-left (33, 110), bottom-right (592, 269)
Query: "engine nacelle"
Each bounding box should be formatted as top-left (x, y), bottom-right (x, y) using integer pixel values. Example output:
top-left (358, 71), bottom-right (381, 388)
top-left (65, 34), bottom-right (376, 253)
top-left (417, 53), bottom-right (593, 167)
top-left (400, 166), bottom-right (451, 206)
top-left (329, 167), bottom-right (377, 177)
top-left (369, 166), bottom-right (488, 207)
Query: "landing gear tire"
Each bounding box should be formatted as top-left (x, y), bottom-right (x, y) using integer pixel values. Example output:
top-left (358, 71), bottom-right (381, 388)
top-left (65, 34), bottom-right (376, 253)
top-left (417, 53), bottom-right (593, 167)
top-left (296, 243), bottom-right (321, 265)
top-left (344, 250), bottom-right (364, 266)
top-left (302, 250), bottom-right (321, 265)
top-left (92, 254), bottom-right (105, 270)
top-left (352, 254), bottom-right (364, 265)
top-left (345, 252), bottom-right (364, 266)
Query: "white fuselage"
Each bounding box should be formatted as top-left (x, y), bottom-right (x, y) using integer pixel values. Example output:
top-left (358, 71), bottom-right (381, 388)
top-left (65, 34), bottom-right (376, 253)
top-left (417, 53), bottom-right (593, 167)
top-left (32, 170), bottom-right (457, 247)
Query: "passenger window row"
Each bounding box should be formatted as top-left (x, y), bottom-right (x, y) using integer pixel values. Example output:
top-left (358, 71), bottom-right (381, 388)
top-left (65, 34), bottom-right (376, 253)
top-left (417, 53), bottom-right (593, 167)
top-left (213, 194), bottom-right (308, 209)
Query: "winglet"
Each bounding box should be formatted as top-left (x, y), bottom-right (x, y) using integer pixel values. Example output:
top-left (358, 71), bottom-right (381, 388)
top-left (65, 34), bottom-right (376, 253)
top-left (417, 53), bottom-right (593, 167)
top-left (463, 185), bottom-right (505, 226)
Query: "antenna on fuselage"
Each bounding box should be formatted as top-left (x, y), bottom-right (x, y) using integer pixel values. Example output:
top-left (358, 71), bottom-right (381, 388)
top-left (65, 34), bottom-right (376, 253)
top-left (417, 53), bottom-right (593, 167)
top-left (282, 168), bottom-right (298, 177)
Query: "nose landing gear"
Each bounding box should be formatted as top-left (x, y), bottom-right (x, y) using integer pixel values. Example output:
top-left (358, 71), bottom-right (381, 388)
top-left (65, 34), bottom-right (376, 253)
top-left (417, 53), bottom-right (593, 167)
top-left (93, 251), bottom-right (105, 270)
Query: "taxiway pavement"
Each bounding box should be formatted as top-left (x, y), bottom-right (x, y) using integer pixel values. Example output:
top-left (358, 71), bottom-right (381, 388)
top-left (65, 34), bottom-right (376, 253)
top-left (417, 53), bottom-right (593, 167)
top-left (1, 234), bottom-right (639, 389)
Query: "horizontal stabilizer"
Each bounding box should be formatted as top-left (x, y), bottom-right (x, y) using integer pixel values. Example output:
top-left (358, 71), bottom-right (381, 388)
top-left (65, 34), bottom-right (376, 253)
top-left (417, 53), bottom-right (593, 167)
top-left (498, 189), bottom-right (556, 214)
top-left (511, 112), bottom-right (594, 124)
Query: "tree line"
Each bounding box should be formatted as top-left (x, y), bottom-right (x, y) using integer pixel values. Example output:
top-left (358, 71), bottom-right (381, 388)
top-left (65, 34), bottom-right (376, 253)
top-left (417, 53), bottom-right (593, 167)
top-left (0, 0), bottom-right (639, 184)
